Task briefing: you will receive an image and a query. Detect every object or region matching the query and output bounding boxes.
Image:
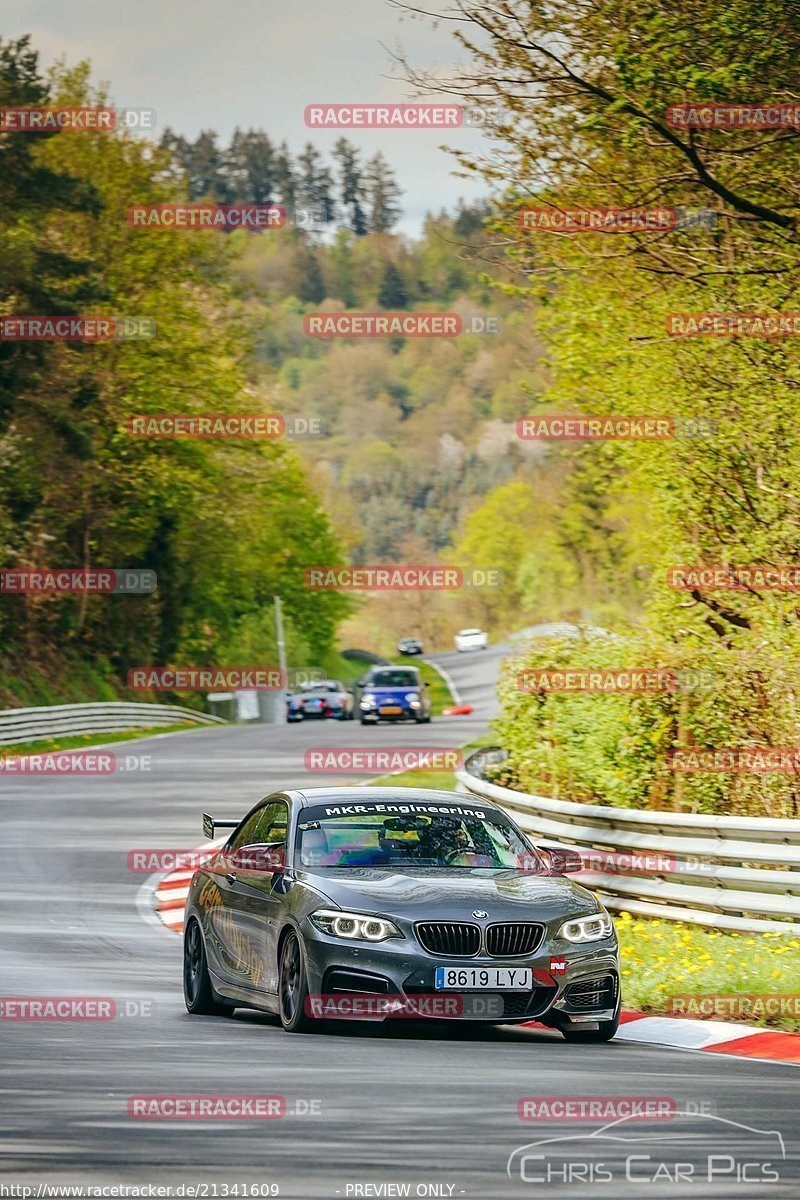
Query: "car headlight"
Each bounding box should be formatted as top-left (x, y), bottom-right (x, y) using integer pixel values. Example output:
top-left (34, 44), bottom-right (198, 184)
top-left (405, 693), bottom-right (421, 707)
top-left (557, 912), bottom-right (614, 943)
top-left (309, 909), bottom-right (403, 942)
top-left (360, 695), bottom-right (376, 708)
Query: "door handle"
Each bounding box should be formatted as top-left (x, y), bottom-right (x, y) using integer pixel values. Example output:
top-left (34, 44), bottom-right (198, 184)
top-left (225, 871), bottom-right (237, 884)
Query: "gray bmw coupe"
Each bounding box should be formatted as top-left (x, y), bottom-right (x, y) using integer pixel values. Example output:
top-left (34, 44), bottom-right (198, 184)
top-left (183, 787), bottom-right (620, 1040)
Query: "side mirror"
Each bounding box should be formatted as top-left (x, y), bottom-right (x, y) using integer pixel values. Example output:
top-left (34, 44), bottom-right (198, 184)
top-left (229, 843), bottom-right (285, 872)
top-left (541, 846), bottom-right (584, 875)
top-left (355, 676), bottom-right (366, 687)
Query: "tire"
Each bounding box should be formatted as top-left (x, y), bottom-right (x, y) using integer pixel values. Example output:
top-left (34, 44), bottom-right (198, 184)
top-left (278, 931), bottom-right (316, 1033)
top-left (560, 1003), bottom-right (620, 1043)
top-left (359, 714), bottom-right (375, 725)
top-left (183, 919), bottom-right (233, 1016)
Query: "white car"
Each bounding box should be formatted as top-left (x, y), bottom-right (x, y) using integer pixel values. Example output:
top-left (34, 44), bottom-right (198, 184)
top-left (454, 628), bottom-right (488, 652)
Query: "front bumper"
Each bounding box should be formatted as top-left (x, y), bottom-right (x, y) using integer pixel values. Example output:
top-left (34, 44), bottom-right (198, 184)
top-left (300, 921), bottom-right (619, 1026)
top-left (290, 705), bottom-right (347, 719)
top-left (359, 707), bottom-right (419, 722)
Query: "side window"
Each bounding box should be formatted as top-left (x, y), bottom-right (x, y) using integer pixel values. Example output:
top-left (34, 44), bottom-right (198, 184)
top-left (253, 801), bottom-right (289, 846)
top-left (227, 809), bottom-right (266, 853)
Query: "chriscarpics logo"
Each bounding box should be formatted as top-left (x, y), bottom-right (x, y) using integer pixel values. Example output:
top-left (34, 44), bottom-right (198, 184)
top-left (507, 1112), bottom-right (785, 1186)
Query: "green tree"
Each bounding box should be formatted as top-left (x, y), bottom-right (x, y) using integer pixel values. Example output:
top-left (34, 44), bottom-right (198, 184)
top-left (376, 260), bottom-right (408, 309)
top-left (0, 48), bottom-right (350, 694)
top-left (333, 137), bottom-right (367, 236)
top-left (405, 0), bottom-right (800, 816)
top-left (364, 151), bottom-right (402, 232)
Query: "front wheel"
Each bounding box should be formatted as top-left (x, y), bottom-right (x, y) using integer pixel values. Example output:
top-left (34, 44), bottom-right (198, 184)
top-left (183, 920), bottom-right (233, 1016)
top-left (278, 932), bottom-right (316, 1033)
top-left (560, 1005), bottom-right (620, 1043)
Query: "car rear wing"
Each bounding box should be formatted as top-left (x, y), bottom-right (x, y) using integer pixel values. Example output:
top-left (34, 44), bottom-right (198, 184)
top-left (203, 813), bottom-right (240, 840)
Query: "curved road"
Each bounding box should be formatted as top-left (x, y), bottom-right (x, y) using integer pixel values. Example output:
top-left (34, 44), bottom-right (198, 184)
top-left (1, 643), bottom-right (798, 1196)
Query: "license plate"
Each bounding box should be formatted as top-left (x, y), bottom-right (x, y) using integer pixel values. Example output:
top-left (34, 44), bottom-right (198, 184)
top-left (379, 706), bottom-right (402, 715)
top-left (434, 966), bottom-right (533, 991)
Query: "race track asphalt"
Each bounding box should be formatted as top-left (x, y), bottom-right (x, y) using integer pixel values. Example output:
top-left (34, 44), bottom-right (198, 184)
top-left (1, 642), bottom-right (798, 1197)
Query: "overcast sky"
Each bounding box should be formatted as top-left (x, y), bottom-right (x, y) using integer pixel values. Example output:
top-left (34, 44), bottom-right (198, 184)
top-left (4, 0), bottom-right (493, 234)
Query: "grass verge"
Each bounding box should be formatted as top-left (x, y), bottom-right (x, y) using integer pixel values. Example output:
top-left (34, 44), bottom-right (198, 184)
top-left (0, 723), bottom-right (205, 759)
top-left (416, 659), bottom-right (455, 714)
top-left (616, 911), bottom-right (800, 1032)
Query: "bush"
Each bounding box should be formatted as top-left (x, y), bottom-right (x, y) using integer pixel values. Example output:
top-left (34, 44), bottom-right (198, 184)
top-left (492, 627), bottom-right (800, 817)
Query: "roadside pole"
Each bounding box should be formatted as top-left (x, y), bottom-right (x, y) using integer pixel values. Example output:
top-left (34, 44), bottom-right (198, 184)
top-left (273, 594), bottom-right (287, 724)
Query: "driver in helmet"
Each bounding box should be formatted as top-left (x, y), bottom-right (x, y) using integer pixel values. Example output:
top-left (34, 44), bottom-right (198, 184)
top-left (417, 816), bottom-right (470, 865)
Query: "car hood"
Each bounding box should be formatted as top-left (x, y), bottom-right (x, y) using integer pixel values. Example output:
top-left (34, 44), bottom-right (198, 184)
top-left (298, 867), bottom-right (599, 923)
top-left (363, 687), bottom-right (419, 702)
top-left (365, 685), bottom-right (419, 693)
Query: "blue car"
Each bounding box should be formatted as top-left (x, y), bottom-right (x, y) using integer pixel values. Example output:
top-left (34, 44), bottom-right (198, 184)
top-left (358, 665), bottom-right (432, 726)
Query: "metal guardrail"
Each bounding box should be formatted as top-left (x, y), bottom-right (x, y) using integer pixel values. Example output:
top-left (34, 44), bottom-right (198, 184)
top-left (457, 748), bottom-right (800, 934)
top-left (0, 701), bottom-right (226, 747)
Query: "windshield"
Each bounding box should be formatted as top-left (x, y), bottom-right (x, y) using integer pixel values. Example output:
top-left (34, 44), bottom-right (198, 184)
top-left (297, 807), bottom-right (541, 870)
top-left (369, 669), bottom-right (419, 688)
